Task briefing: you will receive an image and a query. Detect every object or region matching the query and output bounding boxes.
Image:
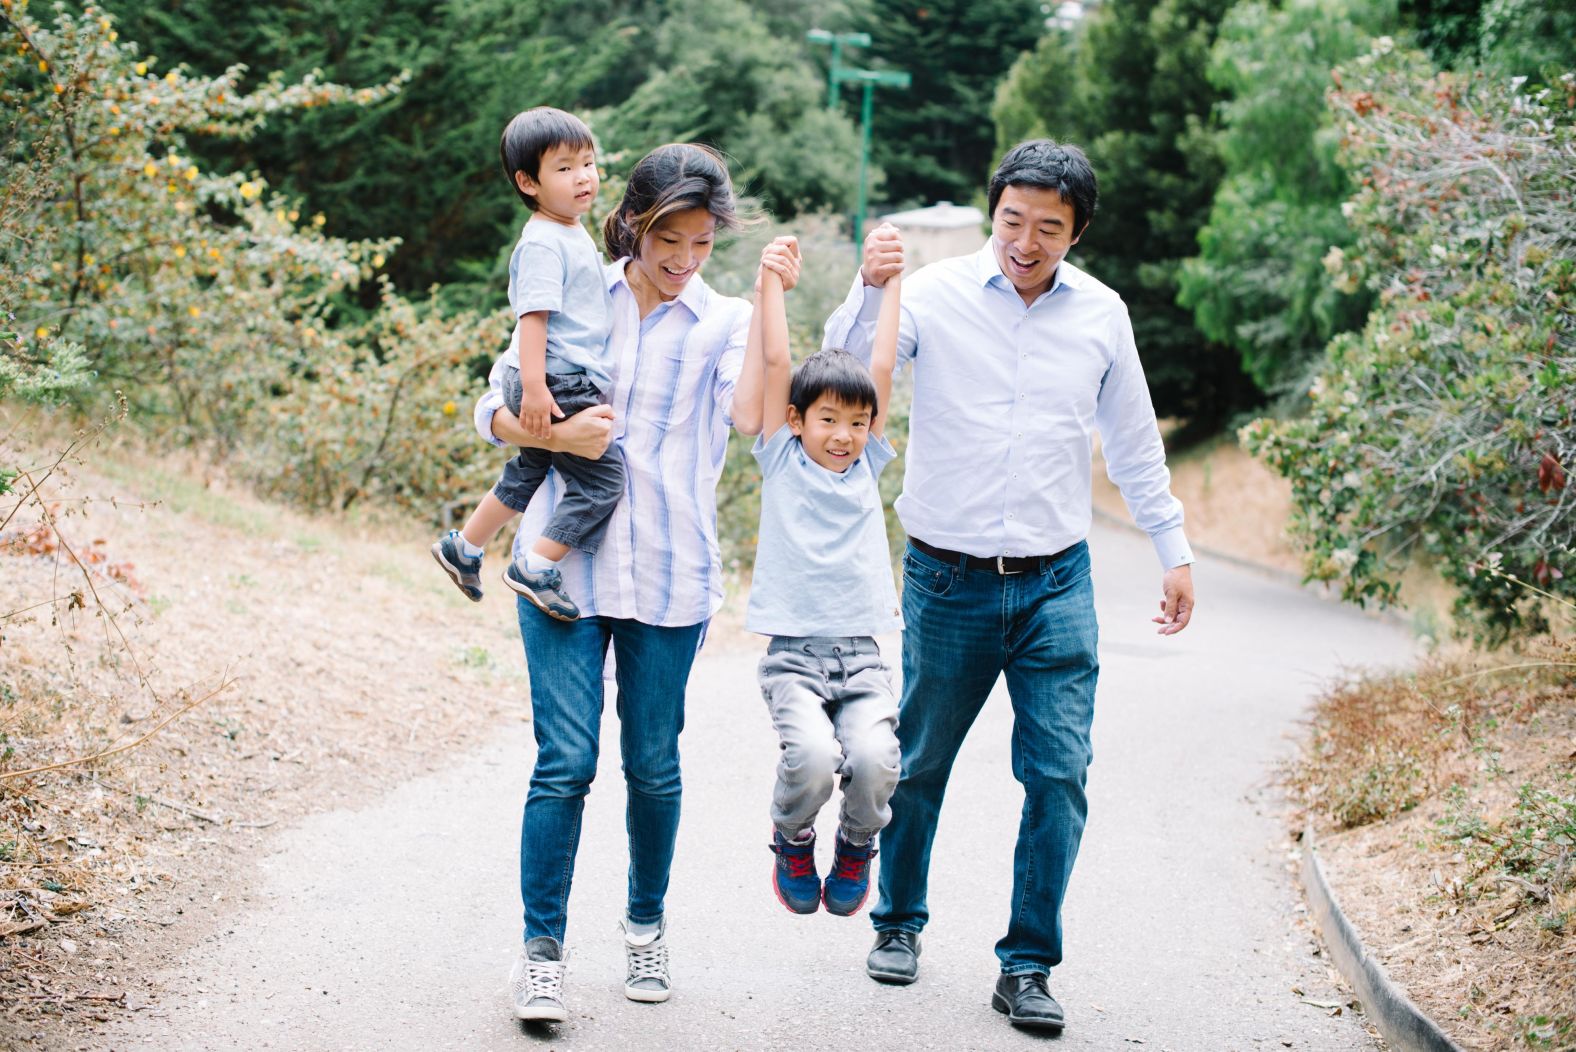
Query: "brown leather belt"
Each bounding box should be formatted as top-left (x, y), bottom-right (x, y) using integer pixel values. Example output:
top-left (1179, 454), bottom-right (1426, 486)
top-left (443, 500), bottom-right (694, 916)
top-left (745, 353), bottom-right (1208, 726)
top-left (909, 537), bottom-right (1070, 576)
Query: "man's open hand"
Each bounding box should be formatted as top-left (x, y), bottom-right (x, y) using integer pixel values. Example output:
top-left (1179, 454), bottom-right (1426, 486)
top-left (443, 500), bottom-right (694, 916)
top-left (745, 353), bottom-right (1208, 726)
top-left (1153, 564), bottom-right (1195, 636)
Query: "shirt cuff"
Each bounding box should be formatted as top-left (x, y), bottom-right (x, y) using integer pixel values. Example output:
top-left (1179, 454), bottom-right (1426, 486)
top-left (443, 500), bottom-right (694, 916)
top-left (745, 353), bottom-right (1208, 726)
top-left (1151, 526), bottom-right (1194, 570)
top-left (474, 388), bottom-right (508, 449)
top-left (853, 278), bottom-right (883, 324)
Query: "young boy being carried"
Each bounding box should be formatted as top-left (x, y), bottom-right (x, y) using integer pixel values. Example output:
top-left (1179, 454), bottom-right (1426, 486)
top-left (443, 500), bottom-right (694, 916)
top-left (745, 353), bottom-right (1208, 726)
top-left (431, 106), bottom-right (621, 621)
top-left (737, 237), bottom-right (904, 916)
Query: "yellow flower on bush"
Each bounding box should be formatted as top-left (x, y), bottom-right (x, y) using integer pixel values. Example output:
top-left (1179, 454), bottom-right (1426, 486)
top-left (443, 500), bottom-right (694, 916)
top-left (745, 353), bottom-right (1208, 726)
top-left (442, 401), bottom-right (457, 417)
top-left (174, 245), bottom-right (186, 258)
top-left (188, 305), bottom-right (201, 318)
top-left (164, 70), bottom-right (178, 84)
top-left (371, 253), bottom-right (385, 268)
top-left (312, 213), bottom-right (325, 227)
top-left (34, 327), bottom-right (48, 340)
top-left (239, 180), bottom-right (261, 201)
top-left (185, 167), bottom-right (198, 182)
top-left (143, 161), bottom-right (157, 177)
top-left (135, 62), bottom-right (147, 75)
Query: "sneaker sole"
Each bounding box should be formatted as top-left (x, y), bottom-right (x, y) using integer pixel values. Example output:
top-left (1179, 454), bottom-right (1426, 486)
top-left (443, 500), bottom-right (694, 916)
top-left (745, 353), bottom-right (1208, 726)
top-left (771, 874), bottom-right (819, 915)
top-left (991, 992), bottom-right (1064, 1032)
top-left (502, 571), bottom-right (579, 621)
top-left (430, 545), bottom-right (483, 602)
top-left (624, 985), bottom-right (670, 1004)
top-left (514, 1002), bottom-right (568, 1022)
top-left (823, 884), bottom-right (871, 917)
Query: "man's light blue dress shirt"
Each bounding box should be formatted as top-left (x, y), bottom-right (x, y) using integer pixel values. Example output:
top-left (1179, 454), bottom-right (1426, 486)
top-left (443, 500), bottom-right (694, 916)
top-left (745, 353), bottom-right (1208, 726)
top-left (823, 243), bottom-right (1193, 570)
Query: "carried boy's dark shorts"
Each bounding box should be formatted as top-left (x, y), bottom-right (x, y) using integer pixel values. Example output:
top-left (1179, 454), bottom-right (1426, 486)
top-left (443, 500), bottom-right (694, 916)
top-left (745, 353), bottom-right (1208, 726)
top-left (494, 366), bottom-right (624, 556)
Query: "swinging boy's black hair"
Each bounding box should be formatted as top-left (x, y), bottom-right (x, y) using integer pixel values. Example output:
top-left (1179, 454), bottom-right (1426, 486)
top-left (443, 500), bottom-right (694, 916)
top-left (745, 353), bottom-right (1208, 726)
top-left (789, 348), bottom-right (879, 418)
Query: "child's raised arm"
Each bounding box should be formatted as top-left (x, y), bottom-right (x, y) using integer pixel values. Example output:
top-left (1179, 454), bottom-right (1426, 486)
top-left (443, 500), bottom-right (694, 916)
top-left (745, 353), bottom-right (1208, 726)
top-left (734, 237), bottom-right (798, 438)
top-left (758, 254), bottom-right (792, 438)
top-left (871, 272), bottom-right (901, 437)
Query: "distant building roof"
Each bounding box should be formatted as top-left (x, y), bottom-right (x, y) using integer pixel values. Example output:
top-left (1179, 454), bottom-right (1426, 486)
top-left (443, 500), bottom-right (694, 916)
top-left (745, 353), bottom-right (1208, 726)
top-left (880, 201), bottom-right (984, 230)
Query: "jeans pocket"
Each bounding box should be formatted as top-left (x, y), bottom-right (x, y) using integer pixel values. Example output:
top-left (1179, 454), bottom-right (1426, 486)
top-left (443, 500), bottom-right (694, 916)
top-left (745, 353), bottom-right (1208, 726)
top-left (901, 553), bottom-right (956, 598)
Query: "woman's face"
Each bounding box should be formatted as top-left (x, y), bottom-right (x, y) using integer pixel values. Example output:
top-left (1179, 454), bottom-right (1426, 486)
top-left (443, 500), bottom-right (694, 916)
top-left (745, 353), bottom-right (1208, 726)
top-left (631, 208), bottom-right (717, 301)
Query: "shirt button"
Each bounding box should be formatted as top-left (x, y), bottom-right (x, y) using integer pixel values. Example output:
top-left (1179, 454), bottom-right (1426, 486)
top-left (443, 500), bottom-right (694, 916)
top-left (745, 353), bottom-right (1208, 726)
top-left (1008, 512), bottom-right (1015, 519)
top-left (1012, 473), bottom-right (1019, 479)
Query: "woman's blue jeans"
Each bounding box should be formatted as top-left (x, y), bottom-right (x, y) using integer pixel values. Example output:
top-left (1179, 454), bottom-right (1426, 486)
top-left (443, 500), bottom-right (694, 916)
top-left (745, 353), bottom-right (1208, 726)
top-left (871, 541), bottom-right (1099, 975)
top-left (515, 600), bottom-right (704, 943)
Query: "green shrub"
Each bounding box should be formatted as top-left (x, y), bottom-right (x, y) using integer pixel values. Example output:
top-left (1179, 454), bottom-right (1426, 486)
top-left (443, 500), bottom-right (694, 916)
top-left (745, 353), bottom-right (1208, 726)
top-left (1244, 45), bottom-right (1575, 638)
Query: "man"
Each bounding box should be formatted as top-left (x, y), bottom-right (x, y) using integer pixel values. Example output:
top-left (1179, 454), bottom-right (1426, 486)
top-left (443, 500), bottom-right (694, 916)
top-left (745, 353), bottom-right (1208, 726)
top-left (822, 139), bottom-right (1196, 1034)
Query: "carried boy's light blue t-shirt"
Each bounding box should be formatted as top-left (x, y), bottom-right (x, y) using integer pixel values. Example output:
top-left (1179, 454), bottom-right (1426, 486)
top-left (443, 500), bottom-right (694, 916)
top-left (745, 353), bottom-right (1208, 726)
top-left (746, 424), bottom-right (903, 638)
top-left (503, 218), bottom-right (613, 391)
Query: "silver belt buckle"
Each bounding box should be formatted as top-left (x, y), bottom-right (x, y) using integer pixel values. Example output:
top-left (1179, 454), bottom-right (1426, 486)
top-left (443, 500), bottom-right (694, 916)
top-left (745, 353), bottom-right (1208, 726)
top-left (996, 555), bottom-right (1023, 575)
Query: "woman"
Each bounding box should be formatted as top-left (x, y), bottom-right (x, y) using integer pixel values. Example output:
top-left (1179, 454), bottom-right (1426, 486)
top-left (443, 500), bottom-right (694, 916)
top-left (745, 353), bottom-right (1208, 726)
top-left (475, 143), bottom-right (798, 1023)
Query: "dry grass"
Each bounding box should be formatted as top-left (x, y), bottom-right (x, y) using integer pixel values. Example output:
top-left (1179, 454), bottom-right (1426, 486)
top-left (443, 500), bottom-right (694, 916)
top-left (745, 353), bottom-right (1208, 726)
top-left (0, 415), bottom-right (539, 1046)
top-left (1290, 639), bottom-right (1576, 1050)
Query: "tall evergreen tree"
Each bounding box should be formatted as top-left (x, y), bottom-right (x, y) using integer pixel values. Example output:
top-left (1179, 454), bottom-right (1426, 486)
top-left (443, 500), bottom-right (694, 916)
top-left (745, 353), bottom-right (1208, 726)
top-left (1178, 0), bottom-right (1390, 391)
top-left (596, 0), bottom-right (865, 218)
top-left (858, 0), bottom-right (1043, 206)
top-left (1058, 0), bottom-right (1261, 430)
top-left (91, 0), bottom-right (656, 302)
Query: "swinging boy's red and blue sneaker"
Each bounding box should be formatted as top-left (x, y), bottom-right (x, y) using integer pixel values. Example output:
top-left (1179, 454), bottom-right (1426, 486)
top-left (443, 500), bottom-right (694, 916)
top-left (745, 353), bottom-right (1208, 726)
top-left (769, 830), bottom-right (820, 914)
top-left (822, 831), bottom-right (877, 916)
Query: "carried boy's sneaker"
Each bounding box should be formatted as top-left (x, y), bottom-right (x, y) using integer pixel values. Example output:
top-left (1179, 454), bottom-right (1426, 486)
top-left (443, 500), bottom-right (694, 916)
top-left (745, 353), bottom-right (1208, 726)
top-left (503, 561), bottom-right (580, 621)
top-left (823, 831), bottom-right (878, 916)
top-left (769, 830), bottom-right (820, 914)
top-left (431, 529), bottom-right (484, 602)
top-left (508, 935), bottom-right (568, 1022)
top-left (620, 919), bottom-right (671, 1003)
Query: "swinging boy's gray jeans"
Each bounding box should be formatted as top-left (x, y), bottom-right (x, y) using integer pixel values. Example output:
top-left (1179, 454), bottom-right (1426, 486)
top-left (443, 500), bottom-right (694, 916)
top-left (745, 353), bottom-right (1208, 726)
top-left (757, 636), bottom-right (900, 844)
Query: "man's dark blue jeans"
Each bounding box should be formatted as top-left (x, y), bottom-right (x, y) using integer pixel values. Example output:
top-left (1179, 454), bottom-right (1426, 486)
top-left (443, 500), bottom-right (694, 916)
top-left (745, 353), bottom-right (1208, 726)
top-left (872, 540), bottom-right (1099, 976)
top-left (515, 602), bottom-right (704, 943)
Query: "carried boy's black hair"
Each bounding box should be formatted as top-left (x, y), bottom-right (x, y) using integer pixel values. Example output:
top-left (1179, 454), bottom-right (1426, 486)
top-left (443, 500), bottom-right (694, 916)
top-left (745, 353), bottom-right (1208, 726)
top-left (789, 348), bottom-right (879, 419)
top-left (500, 107), bottom-right (596, 210)
top-left (987, 139), bottom-right (1098, 237)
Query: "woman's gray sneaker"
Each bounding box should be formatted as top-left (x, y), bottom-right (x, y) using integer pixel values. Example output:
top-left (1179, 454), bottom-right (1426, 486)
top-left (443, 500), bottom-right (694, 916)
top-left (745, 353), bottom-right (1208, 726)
top-left (509, 936), bottom-right (568, 1022)
top-left (620, 919), bottom-right (671, 1003)
top-left (431, 530), bottom-right (484, 602)
top-left (866, 929), bottom-right (921, 984)
top-left (503, 561), bottom-right (580, 621)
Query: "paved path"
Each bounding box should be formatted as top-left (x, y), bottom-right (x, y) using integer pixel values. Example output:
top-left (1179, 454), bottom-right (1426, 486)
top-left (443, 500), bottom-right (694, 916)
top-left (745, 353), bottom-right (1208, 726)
top-left (106, 524), bottom-right (1416, 1051)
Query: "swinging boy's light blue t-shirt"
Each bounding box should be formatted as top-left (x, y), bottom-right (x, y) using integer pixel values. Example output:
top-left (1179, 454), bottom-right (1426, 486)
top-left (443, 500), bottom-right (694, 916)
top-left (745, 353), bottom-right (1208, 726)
top-left (746, 424), bottom-right (903, 638)
top-left (503, 219), bottom-right (613, 391)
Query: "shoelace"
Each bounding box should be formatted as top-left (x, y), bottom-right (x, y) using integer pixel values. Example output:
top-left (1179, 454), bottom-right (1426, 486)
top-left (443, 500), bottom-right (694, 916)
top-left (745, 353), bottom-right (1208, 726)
top-left (625, 937), bottom-right (669, 985)
top-left (833, 850), bottom-right (872, 881)
top-left (514, 955), bottom-right (566, 1004)
top-left (773, 843), bottom-right (816, 878)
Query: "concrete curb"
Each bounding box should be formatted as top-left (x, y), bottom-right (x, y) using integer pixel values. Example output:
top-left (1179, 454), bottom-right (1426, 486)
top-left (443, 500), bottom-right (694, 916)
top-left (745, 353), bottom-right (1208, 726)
top-left (1300, 824), bottom-right (1464, 1052)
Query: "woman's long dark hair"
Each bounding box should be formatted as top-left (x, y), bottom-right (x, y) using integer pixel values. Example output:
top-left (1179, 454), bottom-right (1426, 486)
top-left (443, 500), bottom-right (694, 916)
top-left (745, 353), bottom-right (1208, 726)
top-left (602, 144), bottom-right (746, 259)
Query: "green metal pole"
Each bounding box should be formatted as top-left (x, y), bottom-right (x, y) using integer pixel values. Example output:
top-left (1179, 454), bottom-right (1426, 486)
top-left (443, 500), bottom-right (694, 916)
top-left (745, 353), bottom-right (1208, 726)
top-left (854, 80), bottom-right (873, 247)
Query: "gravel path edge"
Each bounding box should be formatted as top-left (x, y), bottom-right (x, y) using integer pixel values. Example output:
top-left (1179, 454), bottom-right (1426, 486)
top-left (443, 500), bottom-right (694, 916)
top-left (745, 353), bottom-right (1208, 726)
top-left (1301, 823), bottom-right (1464, 1052)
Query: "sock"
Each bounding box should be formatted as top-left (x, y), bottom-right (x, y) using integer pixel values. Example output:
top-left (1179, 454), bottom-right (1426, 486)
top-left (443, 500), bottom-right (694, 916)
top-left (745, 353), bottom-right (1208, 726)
top-left (625, 916), bottom-right (661, 945)
top-left (840, 829), bottom-right (872, 847)
top-left (525, 550), bottom-right (559, 573)
top-left (458, 536), bottom-right (484, 559)
top-left (787, 829), bottom-right (814, 845)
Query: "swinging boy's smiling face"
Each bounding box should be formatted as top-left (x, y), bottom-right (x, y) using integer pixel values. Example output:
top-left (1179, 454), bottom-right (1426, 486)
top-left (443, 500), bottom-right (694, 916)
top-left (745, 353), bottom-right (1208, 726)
top-left (789, 395), bottom-right (873, 473)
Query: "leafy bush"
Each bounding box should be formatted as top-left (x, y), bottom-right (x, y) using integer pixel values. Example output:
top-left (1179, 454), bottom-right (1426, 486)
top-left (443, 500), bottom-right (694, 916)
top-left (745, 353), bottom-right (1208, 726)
top-left (1243, 44), bottom-right (1575, 637)
top-left (1, 3), bottom-right (500, 514)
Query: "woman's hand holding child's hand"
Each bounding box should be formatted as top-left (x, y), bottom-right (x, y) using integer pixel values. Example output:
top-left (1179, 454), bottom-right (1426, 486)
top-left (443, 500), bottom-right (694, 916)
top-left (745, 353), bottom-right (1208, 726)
top-left (519, 380), bottom-right (562, 441)
top-left (759, 236), bottom-right (801, 292)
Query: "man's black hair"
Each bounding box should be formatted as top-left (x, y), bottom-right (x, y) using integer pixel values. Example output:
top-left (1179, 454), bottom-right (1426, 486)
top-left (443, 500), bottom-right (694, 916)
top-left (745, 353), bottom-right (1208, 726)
top-left (500, 107), bottom-right (596, 210)
top-left (987, 139), bottom-right (1098, 237)
top-left (789, 349), bottom-right (879, 419)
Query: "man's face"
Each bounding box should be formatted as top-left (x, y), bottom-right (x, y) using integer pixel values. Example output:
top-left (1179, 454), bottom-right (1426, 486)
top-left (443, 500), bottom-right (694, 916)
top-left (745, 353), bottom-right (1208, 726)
top-left (990, 184), bottom-right (1082, 302)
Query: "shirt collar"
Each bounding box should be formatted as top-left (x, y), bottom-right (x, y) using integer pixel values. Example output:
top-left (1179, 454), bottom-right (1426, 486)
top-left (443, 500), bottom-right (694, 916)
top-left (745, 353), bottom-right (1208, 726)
top-left (609, 257), bottom-right (710, 320)
top-left (973, 239), bottom-right (1083, 299)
